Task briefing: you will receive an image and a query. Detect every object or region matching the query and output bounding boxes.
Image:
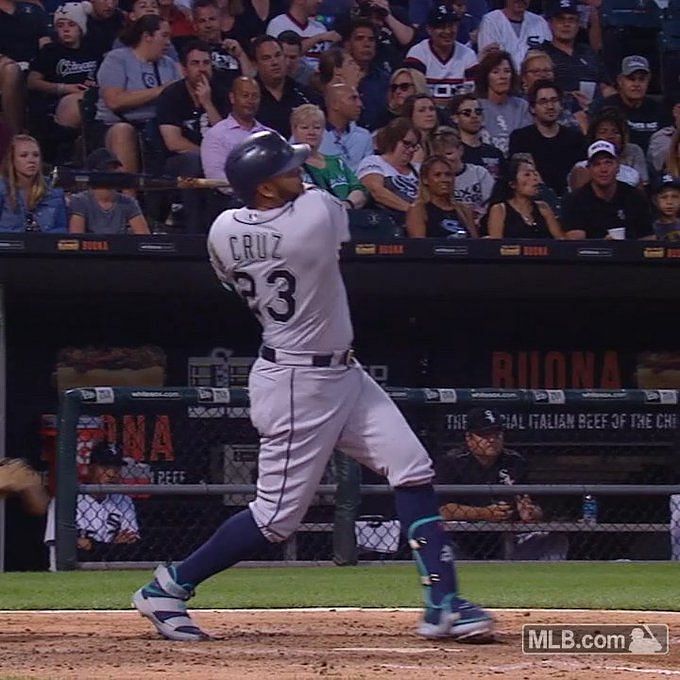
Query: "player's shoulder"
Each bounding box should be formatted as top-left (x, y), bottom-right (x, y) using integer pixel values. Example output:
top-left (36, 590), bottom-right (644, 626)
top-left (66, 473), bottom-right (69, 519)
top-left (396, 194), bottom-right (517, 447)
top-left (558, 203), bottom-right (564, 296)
top-left (297, 185), bottom-right (344, 211)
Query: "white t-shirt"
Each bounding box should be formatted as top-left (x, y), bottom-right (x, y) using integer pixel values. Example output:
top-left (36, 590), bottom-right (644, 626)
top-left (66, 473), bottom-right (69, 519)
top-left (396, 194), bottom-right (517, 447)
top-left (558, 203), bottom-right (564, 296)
top-left (76, 494), bottom-right (139, 543)
top-left (208, 187), bottom-right (353, 353)
top-left (404, 39), bottom-right (477, 103)
top-left (356, 154), bottom-right (420, 204)
top-left (266, 13), bottom-right (329, 69)
top-left (477, 9), bottom-right (551, 70)
top-left (454, 163), bottom-right (495, 214)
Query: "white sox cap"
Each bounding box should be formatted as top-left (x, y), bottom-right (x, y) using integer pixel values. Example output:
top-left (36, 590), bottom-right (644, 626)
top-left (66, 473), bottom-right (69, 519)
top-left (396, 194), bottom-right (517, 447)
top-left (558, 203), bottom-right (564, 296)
top-left (587, 140), bottom-right (617, 162)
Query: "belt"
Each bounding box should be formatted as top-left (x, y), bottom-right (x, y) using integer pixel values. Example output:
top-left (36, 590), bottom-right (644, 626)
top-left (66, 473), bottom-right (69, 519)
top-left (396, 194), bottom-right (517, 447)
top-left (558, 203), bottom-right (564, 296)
top-left (260, 346), bottom-right (355, 367)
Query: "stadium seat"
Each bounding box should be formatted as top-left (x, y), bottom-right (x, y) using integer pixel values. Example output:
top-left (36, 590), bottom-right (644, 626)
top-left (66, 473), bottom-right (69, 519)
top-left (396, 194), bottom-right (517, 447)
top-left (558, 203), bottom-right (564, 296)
top-left (601, 0), bottom-right (662, 28)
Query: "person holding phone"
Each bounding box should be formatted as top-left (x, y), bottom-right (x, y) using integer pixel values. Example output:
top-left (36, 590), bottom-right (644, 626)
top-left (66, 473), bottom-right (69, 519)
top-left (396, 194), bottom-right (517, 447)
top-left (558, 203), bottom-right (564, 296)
top-left (435, 407), bottom-right (568, 560)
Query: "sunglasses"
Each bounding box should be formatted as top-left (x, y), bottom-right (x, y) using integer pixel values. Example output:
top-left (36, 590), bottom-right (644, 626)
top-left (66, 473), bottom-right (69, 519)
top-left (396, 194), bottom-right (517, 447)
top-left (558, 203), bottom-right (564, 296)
top-left (457, 107), bottom-right (483, 117)
top-left (391, 82), bottom-right (414, 92)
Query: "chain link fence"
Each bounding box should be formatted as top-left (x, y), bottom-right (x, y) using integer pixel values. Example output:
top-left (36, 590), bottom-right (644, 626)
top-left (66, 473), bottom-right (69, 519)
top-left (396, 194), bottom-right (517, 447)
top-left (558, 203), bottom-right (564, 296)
top-left (53, 388), bottom-right (680, 569)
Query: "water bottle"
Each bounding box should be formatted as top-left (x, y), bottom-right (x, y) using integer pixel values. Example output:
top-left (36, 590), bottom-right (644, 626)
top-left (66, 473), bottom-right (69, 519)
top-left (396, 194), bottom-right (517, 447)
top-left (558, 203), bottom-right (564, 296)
top-left (582, 494), bottom-right (598, 523)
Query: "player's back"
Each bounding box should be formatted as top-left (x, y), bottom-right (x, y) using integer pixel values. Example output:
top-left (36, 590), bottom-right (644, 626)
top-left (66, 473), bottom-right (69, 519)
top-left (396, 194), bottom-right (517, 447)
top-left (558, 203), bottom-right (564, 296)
top-left (207, 188), bottom-right (353, 353)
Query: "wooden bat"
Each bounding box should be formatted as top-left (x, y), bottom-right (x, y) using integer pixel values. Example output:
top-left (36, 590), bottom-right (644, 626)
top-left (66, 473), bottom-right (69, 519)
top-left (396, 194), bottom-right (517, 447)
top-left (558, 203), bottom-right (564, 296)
top-left (51, 167), bottom-right (232, 192)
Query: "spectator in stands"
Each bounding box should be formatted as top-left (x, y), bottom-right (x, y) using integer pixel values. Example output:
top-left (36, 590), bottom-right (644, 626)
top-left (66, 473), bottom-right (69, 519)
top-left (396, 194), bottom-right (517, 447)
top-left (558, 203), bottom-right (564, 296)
top-left (406, 155), bottom-right (477, 238)
top-left (238, 0), bottom-right (286, 46)
top-left (192, 0), bottom-right (255, 90)
top-left (569, 108), bottom-right (648, 191)
top-left (561, 140), bottom-right (653, 239)
top-left (509, 80), bottom-right (586, 196)
top-left (486, 155), bottom-right (563, 238)
top-left (665, 129), bottom-right (680, 178)
top-left (27, 3), bottom-right (98, 133)
top-left (596, 56), bottom-right (664, 153)
top-left (652, 174), bottom-right (680, 241)
top-left (475, 50), bottom-right (532, 157)
top-left (253, 35), bottom-right (315, 138)
top-left (404, 4), bottom-right (477, 107)
top-left (0, 0), bottom-right (51, 134)
top-left (212, 0), bottom-right (246, 42)
top-left (115, 0), bottom-right (182, 62)
top-left (350, 0), bottom-right (414, 71)
top-left (357, 117), bottom-right (420, 219)
top-left (291, 103), bottom-right (367, 208)
top-left (431, 127), bottom-right (494, 224)
top-left (0, 134), bottom-right (67, 232)
top-left (477, 0), bottom-right (551, 71)
top-left (648, 98), bottom-right (680, 176)
top-left (539, 0), bottom-right (613, 111)
top-left (266, 0), bottom-right (341, 69)
top-left (158, 0), bottom-right (193, 42)
top-left (449, 92), bottom-right (505, 180)
top-left (201, 76), bottom-right (268, 183)
top-left (83, 0), bottom-right (125, 59)
top-left (157, 40), bottom-right (225, 232)
top-left (435, 407), bottom-right (568, 561)
top-left (69, 148), bottom-right (150, 234)
top-left (94, 15), bottom-right (182, 176)
top-left (318, 47), bottom-right (361, 90)
top-left (77, 441), bottom-right (140, 554)
top-left (279, 29), bottom-right (316, 89)
top-left (372, 67), bottom-right (428, 130)
top-left (342, 18), bottom-right (390, 132)
top-left (402, 93), bottom-right (439, 164)
top-left (319, 83), bottom-right (372, 171)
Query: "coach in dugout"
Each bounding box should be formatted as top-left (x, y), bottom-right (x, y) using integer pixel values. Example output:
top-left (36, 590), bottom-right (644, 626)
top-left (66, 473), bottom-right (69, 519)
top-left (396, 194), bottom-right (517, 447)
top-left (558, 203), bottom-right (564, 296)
top-left (435, 407), bottom-right (568, 560)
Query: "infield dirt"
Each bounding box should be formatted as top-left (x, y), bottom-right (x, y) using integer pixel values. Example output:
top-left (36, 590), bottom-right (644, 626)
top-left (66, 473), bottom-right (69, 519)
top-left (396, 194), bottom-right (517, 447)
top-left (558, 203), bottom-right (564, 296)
top-left (0, 609), bottom-right (678, 679)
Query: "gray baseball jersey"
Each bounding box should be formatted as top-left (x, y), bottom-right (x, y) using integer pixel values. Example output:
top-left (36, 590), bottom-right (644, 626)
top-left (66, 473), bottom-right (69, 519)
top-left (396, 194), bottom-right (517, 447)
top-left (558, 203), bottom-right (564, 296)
top-left (207, 187), bottom-right (433, 542)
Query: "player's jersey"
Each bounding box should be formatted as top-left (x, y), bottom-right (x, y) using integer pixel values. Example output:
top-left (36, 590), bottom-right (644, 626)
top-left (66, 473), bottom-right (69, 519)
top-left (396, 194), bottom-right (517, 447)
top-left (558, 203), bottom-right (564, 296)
top-left (76, 493), bottom-right (139, 543)
top-left (266, 13), bottom-right (329, 69)
top-left (404, 39), bottom-right (477, 103)
top-left (207, 187), bottom-right (353, 353)
top-left (477, 10), bottom-right (551, 70)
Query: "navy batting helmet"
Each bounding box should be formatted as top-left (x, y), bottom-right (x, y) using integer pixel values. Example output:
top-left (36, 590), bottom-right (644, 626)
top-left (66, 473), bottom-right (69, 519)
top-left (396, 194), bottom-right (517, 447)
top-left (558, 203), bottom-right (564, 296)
top-left (224, 130), bottom-right (310, 204)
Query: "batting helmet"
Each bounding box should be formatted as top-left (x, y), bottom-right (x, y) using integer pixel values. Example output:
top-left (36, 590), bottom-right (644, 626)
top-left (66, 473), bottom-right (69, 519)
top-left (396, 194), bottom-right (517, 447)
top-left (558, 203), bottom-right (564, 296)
top-left (224, 130), bottom-right (310, 204)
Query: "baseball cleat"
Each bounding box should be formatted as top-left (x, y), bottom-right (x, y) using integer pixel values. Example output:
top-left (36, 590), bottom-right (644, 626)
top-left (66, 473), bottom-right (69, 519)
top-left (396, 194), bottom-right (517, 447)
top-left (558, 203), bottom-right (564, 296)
top-left (132, 565), bottom-right (210, 641)
top-left (418, 596), bottom-right (494, 641)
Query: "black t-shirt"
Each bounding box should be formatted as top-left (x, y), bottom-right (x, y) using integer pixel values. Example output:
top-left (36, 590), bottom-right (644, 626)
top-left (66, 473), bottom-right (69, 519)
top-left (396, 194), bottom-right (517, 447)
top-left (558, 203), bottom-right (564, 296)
top-left (561, 181), bottom-right (653, 239)
top-left (238, 0), bottom-right (286, 46)
top-left (83, 11), bottom-right (125, 60)
top-left (424, 202), bottom-right (471, 238)
top-left (255, 76), bottom-right (316, 138)
top-left (597, 94), bottom-right (664, 152)
top-left (462, 142), bottom-right (505, 180)
top-left (207, 43), bottom-right (242, 93)
top-left (434, 448), bottom-right (528, 508)
top-left (539, 41), bottom-right (610, 93)
top-left (0, 2), bottom-right (49, 64)
top-left (30, 43), bottom-right (98, 84)
top-left (156, 79), bottom-right (226, 147)
top-left (508, 124), bottom-right (587, 196)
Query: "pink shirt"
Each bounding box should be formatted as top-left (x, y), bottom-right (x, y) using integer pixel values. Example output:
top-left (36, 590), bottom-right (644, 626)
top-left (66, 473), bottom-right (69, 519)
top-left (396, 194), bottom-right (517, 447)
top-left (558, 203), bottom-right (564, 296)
top-left (200, 114), bottom-right (271, 182)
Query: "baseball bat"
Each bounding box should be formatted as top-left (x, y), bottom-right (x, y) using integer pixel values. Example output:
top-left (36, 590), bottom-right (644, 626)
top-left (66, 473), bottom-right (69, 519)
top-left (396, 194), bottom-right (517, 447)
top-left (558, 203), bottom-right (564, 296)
top-left (51, 167), bottom-right (232, 192)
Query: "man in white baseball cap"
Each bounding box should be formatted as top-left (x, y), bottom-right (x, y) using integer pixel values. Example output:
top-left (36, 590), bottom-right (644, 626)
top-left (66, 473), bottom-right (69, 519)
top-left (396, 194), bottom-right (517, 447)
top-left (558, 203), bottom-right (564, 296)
top-left (560, 139), bottom-right (654, 239)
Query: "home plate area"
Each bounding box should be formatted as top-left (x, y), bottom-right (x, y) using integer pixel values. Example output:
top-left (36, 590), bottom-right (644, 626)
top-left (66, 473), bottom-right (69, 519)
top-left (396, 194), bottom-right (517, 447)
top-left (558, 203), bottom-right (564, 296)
top-left (0, 609), bottom-right (678, 679)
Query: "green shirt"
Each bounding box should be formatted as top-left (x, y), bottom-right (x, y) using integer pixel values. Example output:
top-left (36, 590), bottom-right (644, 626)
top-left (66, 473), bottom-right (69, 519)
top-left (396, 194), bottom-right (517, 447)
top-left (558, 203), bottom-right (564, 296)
top-left (302, 155), bottom-right (366, 201)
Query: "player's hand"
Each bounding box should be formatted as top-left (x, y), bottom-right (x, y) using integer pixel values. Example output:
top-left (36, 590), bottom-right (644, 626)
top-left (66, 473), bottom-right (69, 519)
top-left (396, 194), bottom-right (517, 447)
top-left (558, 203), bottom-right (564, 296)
top-left (569, 90), bottom-right (592, 111)
top-left (483, 502), bottom-right (514, 522)
top-left (77, 536), bottom-right (93, 551)
top-left (516, 495), bottom-right (542, 522)
top-left (370, 0), bottom-right (392, 14)
top-left (323, 30), bottom-right (343, 43)
top-left (194, 75), bottom-right (212, 107)
top-left (222, 38), bottom-right (243, 58)
top-left (114, 529), bottom-right (139, 544)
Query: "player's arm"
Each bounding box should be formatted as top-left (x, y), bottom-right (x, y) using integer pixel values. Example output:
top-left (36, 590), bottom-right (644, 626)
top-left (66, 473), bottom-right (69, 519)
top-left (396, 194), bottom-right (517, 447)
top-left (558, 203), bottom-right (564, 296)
top-left (440, 502), bottom-right (514, 522)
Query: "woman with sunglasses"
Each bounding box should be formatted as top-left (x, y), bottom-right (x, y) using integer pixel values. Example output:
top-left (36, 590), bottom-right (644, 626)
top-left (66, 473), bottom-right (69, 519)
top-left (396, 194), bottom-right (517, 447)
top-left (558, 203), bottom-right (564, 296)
top-left (374, 68), bottom-right (428, 130)
top-left (406, 155), bottom-right (477, 238)
top-left (357, 117), bottom-right (421, 220)
top-left (0, 134), bottom-right (67, 232)
top-left (485, 155), bottom-right (563, 239)
top-left (402, 93), bottom-right (439, 164)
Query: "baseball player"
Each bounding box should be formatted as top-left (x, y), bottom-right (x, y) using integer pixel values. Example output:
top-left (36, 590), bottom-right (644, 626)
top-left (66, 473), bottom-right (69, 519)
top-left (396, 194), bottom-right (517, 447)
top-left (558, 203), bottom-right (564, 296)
top-left (132, 130), bottom-right (493, 642)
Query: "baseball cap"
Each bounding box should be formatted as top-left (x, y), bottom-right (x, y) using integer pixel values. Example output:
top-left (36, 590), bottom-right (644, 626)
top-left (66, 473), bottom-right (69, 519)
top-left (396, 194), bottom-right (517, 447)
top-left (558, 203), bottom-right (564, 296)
top-left (427, 3), bottom-right (460, 26)
top-left (546, 0), bottom-right (578, 18)
top-left (652, 173), bottom-right (680, 194)
top-left (89, 441), bottom-right (124, 467)
top-left (587, 140), bottom-right (617, 162)
top-left (620, 55), bottom-right (650, 76)
top-left (466, 407), bottom-right (504, 435)
top-left (85, 148), bottom-right (123, 172)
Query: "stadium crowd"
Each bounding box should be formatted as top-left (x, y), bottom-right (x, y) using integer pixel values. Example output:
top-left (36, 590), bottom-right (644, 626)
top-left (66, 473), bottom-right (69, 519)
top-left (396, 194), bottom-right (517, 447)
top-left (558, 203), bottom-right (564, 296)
top-left (0, 0), bottom-right (678, 238)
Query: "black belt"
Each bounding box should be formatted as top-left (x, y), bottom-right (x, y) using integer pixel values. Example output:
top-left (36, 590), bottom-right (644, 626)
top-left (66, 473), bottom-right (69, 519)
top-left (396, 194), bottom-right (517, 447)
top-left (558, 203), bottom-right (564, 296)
top-left (260, 346), bottom-right (354, 367)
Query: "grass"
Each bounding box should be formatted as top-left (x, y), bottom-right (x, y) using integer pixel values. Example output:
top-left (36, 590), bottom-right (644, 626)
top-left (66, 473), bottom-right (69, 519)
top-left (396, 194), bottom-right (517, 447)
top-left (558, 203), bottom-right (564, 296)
top-left (1, 563), bottom-right (679, 611)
